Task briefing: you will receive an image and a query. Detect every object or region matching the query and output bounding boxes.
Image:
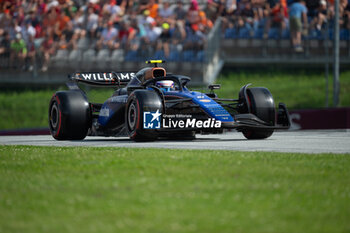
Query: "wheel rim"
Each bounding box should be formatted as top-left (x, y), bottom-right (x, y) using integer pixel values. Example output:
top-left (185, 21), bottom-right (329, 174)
top-left (50, 103), bottom-right (59, 129)
top-left (128, 102), bottom-right (137, 130)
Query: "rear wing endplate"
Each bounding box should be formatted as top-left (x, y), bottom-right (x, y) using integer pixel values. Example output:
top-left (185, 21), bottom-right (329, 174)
top-left (69, 72), bottom-right (136, 87)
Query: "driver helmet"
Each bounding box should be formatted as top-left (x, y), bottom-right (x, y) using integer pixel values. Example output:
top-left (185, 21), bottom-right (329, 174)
top-left (156, 80), bottom-right (174, 92)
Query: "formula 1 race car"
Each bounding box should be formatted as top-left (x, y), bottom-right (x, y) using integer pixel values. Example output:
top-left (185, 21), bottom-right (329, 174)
top-left (49, 60), bottom-right (290, 141)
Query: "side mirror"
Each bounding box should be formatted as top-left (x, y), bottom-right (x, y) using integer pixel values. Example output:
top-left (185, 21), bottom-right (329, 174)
top-left (208, 84), bottom-right (221, 91)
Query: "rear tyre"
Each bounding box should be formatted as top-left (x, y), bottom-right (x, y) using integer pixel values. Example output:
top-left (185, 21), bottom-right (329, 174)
top-left (126, 90), bottom-right (162, 141)
top-left (242, 87), bottom-right (275, 139)
top-left (49, 91), bottom-right (91, 140)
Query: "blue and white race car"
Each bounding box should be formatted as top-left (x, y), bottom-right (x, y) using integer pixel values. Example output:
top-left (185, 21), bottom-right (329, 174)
top-left (49, 60), bottom-right (290, 141)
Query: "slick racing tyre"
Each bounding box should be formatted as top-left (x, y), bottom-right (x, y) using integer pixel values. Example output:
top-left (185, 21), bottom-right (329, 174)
top-left (126, 90), bottom-right (163, 141)
top-left (49, 91), bottom-right (91, 140)
top-left (242, 87), bottom-right (275, 139)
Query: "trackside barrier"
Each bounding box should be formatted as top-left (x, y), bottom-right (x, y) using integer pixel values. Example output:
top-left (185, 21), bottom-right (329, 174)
top-left (289, 107), bottom-right (350, 130)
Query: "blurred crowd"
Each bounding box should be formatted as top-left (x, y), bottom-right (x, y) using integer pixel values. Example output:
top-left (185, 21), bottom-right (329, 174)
top-left (0, 0), bottom-right (349, 71)
top-left (222, 0), bottom-right (350, 51)
top-left (0, 0), bottom-right (214, 71)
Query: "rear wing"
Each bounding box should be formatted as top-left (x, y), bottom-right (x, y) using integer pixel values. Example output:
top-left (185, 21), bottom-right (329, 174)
top-left (69, 72), bottom-right (136, 87)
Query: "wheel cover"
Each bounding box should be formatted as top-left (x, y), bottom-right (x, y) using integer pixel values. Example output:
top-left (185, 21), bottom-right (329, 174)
top-left (50, 103), bottom-right (59, 129)
top-left (128, 102), bottom-right (137, 130)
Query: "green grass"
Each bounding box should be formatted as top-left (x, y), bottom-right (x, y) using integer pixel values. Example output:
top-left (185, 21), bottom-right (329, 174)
top-left (0, 88), bottom-right (116, 130)
top-left (0, 146), bottom-right (349, 233)
top-left (0, 90), bottom-right (53, 130)
top-left (0, 70), bottom-right (349, 130)
top-left (215, 70), bottom-right (350, 109)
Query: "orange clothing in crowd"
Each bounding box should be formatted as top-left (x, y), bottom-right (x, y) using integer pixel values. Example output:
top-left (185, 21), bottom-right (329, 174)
top-left (149, 4), bottom-right (158, 19)
top-left (199, 11), bottom-right (213, 28)
top-left (280, 0), bottom-right (287, 8)
top-left (58, 14), bottom-right (70, 31)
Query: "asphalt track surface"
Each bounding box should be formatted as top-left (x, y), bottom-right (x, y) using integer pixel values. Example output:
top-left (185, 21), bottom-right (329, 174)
top-left (0, 130), bottom-right (349, 154)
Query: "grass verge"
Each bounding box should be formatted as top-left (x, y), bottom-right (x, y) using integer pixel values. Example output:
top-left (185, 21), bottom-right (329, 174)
top-left (0, 146), bottom-right (349, 233)
top-left (215, 70), bottom-right (350, 109)
top-left (0, 88), bottom-right (115, 130)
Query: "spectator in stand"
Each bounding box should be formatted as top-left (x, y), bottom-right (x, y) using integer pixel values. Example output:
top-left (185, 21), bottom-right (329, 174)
top-left (252, 0), bottom-right (270, 33)
top-left (22, 21), bottom-right (36, 43)
top-left (37, 0), bottom-right (48, 15)
top-left (184, 22), bottom-right (206, 51)
top-left (289, 0), bottom-right (308, 52)
top-left (57, 8), bottom-right (71, 33)
top-left (102, 0), bottom-right (122, 17)
top-left (306, 0), bottom-right (320, 19)
top-left (128, 19), bottom-right (147, 53)
top-left (206, 0), bottom-right (225, 21)
top-left (264, 0), bottom-right (288, 38)
top-left (159, 1), bottom-right (174, 20)
top-left (43, 7), bottom-right (59, 32)
top-left (27, 10), bottom-right (41, 29)
top-left (171, 20), bottom-right (187, 43)
top-left (11, 20), bottom-right (23, 39)
top-left (146, 20), bottom-right (162, 44)
top-left (120, 0), bottom-right (134, 15)
top-left (10, 33), bottom-right (27, 69)
top-left (173, 0), bottom-right (187, 21)
top-left (225, 0), bottom-right (237, 15)
top-left (198, 11), bottom-right (213, 33)
top-left (27, 9), bottom-right (45, 41)
top-left (340, 0), bottom-right (350, 29)
top-left (0, 9), bottom-right (12, 31)
top-left (343, 0), bottom-right (350, 29)
top-left (26, 35), bottom-right (36, 71)
top-left (149, 0), bottom-right (159, 19)
top-left (40, 29), bottom-right (56, 72)
top-left (138, 8), bottom-right (149, 24)
top-left (239, 0), bottom-right (259, 33)
top-left (187, 0), bottom-right (200, 25)
top-left (62, 21), bottom-right (74, 44)
top-left (86, 7), bottom-right (99, 38)
top-left (14, 6), bottom-right (26, 25)
top-left (159, 22), bottom-right (171, 57)
top-left (310, 0), bottom-right (327, 31)
top-left (139, 0), bottom-right (159, 20)
top-left (71, 7), bottom-right (84, 30)
top-left (0, 31), bottom-right (11, 67)
top-left (96, 21), bottom-right (119, 50)
top-left (118, 20), bottom-right (137, 47)
top-left (170, 21), bottom-right (187, 57)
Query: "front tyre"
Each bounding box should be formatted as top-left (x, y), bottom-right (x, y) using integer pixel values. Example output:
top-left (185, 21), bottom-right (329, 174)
top-left (243, 129), bottom-right (274, 140)
top-left (49, 91), bottom-right (91, 140)
top-left (242, 87), bottom-right (275, 139)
